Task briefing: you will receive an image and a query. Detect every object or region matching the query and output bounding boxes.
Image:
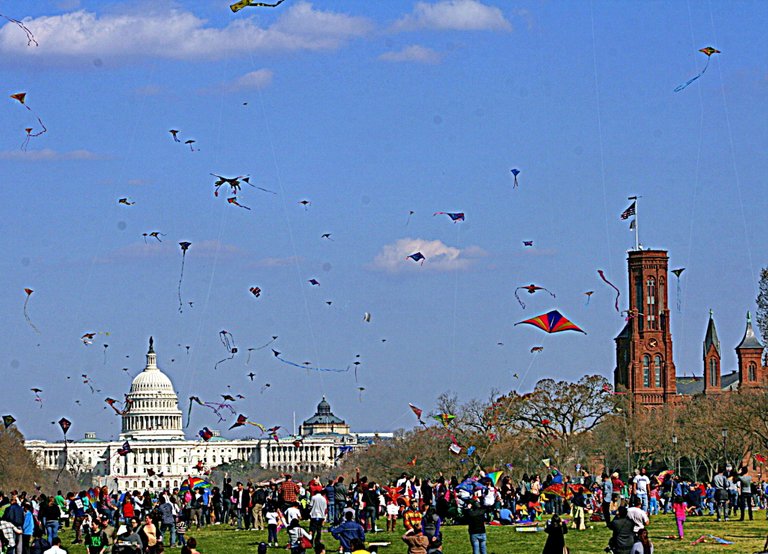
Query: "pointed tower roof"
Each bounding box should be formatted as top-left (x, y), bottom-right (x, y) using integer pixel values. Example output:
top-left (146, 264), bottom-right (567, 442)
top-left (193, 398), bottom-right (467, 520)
top-left (703, 309), bottom-right (721, 357)
top-left (737, 311), bottom-right (764, 350)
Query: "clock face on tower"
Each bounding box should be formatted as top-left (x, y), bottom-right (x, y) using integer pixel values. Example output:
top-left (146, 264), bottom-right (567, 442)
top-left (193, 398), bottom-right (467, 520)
top-left (648, 338), bottom-right (658, 348)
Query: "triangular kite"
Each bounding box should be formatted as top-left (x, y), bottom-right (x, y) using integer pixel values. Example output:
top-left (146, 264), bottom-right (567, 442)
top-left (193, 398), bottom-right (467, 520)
top-left (514, 310), bottom-right (586, 334)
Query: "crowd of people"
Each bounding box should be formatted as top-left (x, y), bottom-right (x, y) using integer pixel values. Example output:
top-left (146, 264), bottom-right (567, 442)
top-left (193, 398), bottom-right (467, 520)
top-left (0, 462), bottom-right (764, 554)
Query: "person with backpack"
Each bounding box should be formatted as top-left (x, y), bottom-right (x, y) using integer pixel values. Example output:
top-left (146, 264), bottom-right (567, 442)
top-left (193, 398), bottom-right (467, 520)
top-left (252, 487), bottom-right (267, 532)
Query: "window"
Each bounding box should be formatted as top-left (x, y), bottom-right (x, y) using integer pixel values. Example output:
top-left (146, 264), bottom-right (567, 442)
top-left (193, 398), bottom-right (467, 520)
top-left (749, 362), bottom-right (757, 381)
top-left (646, 277), bottom-right (656, 328)
top-left (654, 355), bottom-right (662, 388)
top-left (642, 355), bottom-right (651, 387)
top-left (635, 278), bottom-right (644, 331)
top-left (709, 358), bottom-right (717, 386)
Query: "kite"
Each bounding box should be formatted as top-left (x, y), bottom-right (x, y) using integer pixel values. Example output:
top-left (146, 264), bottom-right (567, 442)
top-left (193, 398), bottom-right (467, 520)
top-left (432, 413), bottom-right (455, 427)
top-left (406, 210), bottom-right (415, 226)
top-left (227, 197), bottom-right (251, 210)
top-left (409, 403), bottom-right (426, 425)
top-left (169, 129), bottom-right (180, 142)
top-left (186, 396), bottom-right (236, 427)
top-left (253, 335), bottom-right (278, 353)
top-left (357, 386), bottom-right (365, 402)
top-left (228, 414), bottom-right (265, 432)
top-left (622, 308), bottom-right (643, 321)
top-left (449, 444), bottom-right (462, 455)
top-left (510, 168), bottom-right (521, 187)
top-left (118, 198), bottom-right (135, 206)
top-left (363, 312), bottom-right (371, 323)
top-left (180, 477), bottom-right (211, 491)
top-left (514, 284), bottom-right (556, 309)
top-left (117, 441), bottom-right (132, 456)
top-left (31, 388), bottom-right (43, 407)
top-left (672, 268), bottom-right (685, 312)
top-left (271, 349), bottom-right (349, 373)
top-left (308, 279), bottom-right (320, 286)
top-left (249, 287), bottom-right (261, 298)
top-left (143, 231), bottom-right (166, 243)
top-left (199, 427), bottom-right (213, 441)
top-left (177, 242), bottom-right (192, 313)
top-left (523, 241), bottom-right (533, 247)
top-left (466, 446), bottom-right (476, 457)
top-left (230, 0), bottom-right (286, 12)
top-left (1, 414), bottom-right (16, 431)
top-left (298, 200), bottom-right (311, 209)
top-left (210, 174), bottom-right (252, 196)
top-left (674, 47), bottom-right (721, 92)
top-left (260, 383), bottom-right (271, 394)
top-left (597, 270), bottom-right (620, 312)
top-left (10, 93), bottom-right (46, 150)
top-left (321, 233), bottom-right (333, 241)
top-left (23, 288), bottom-right (40, 334)
top-left (433, 212), bottom-right (465, 222)
top-left (530, 346), bottom-right (544, 353)
top-left (0, 14), bottom-right (38, 46)
top-left (584, 291), bottom-right (594, 306)
top-left (326, 301), bottom-right (333, 306)
top-left (185, 139), bottom-right (197, 151)
top-left (105, 398), bottom-right (127, 416)
top-left (486, 471), bottom-right (503, 486)
top-left (246, 372), bottom-right (256, 382)
top-left (221, 394), bottom-right (237, 402)
top-left (407, 252), bottom-right (425, 265)
top-left (335, 445), bottom-right (354, 461)
top-left (82, 374), bottom-right (97, 394)
top-left (514, 310), bottom-right (586, 334)
top-left (214, 330), bottom-right (238, 370)
top-left (55, 417), bottom-right (71, 483)
top-left (352, 359), bottom-right (362, 382)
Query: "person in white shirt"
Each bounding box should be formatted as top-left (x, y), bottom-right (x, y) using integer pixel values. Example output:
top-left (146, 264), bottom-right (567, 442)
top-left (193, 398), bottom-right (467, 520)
top-left (627, 497), bottom-right (649, 532)
top-left (633, 468), bottom-right (651, 513)
top-left (43, 536), bottom-right (68, 553)
top-left (284, 503), bottom-right (302, 524)
top-left (309, 491), bottom-right (328, 548)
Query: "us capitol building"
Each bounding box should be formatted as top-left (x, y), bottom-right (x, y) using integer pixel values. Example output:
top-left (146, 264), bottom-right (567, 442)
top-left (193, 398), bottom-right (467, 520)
top-left (26, 338), bottom-right (361, 490)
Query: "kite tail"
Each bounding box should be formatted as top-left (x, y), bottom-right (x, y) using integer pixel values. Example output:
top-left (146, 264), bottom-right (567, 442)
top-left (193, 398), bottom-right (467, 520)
top-left (255, 338), bottom-right (277, 350)
top-left (55, 439), bottom-right (68, 484)
top-left (514, 288), bottom-right (526, 309)
top-left (178, 252), bottom-right (186, 313)
top-left (0, 14), bottom-right (38, 47)
top-left (273, 353), bottom-right (349, 373)
top-left (23, 297), bottom-right (41, 334)
top-left (214, 352), bottom-right (235, 370)
top-left (186, 399), bottom-right (193, 428)
top-left (597, 270), bottom-right (621, 312)
top-left (544, 287), bottom-right (556, 298)
top-left (676, 280), bottom-right (682, 312)
top-left (674, 57), bottom-right (710, 93)
top-left (513, 175), bottom-right (518, 188)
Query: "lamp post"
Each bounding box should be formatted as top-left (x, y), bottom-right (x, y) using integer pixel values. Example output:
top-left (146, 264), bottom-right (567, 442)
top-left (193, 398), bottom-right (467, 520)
top-left (625, 439), bottom-right (631, 478)
top-left (721, 428), bottom-right (728, 466)
top-left (672, 435), bottom-right (678, 476)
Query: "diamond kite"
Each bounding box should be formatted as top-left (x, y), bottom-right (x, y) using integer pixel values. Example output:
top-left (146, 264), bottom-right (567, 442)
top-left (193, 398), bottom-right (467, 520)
top-left (514, 310), bottom-right (586, 334)
top-left (433, 212), bottom-right (465, 222)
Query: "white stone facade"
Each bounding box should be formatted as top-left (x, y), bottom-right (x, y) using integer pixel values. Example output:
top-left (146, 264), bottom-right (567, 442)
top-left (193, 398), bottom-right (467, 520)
top-left (25, 339), bottom-right (358, 490)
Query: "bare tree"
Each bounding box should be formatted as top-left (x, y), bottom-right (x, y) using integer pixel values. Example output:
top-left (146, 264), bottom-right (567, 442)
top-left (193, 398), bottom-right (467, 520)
top-left (757, 267), bottom-right (768, 364)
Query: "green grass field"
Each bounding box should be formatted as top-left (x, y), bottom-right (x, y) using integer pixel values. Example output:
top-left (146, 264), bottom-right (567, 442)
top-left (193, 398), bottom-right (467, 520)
top-left (58, 513), bottom-right (768, 553)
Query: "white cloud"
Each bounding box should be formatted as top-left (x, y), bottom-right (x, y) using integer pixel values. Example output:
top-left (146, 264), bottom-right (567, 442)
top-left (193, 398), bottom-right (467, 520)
top-left (0, 148), bottom-right (105, 161)
top-left (220, 69), bottom-right (274, 92)
top-left (369, 237), bottom-right (486, 273)
top-left (0, 3), bottom-right (374, 65)
top-left (393, 0), bottom-right (511, 32)
top-left (379, 45), bottom-right (442, 64)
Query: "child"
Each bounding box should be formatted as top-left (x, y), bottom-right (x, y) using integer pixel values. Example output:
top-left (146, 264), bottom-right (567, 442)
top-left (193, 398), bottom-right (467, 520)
top-left (175, 515), bottom-right (187, 547)
top-left (672, 495), bottom-right (687, 539)
top-left (265, 505), bottom-right (280, 547)
top-left (385, 498), bottom-right (399, 532)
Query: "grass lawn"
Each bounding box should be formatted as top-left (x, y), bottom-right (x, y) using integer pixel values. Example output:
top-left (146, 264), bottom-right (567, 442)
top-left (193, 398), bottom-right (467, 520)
top-left (57, 513), bottom-right (767, 553)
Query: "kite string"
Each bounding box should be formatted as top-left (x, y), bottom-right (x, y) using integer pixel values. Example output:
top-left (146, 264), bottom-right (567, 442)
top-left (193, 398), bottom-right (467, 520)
top-left (450, 224), bottom-right (461, 369)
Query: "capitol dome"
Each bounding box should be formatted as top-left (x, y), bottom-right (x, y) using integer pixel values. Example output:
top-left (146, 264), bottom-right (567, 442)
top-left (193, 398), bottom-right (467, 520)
top-left (120, 337), bottom-right (185, 441)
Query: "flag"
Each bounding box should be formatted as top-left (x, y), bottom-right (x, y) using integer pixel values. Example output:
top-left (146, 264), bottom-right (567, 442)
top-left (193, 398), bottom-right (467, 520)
top-left (620, 202), bottom-right (636, 220)
top-left (629, 219), bottom-right (636, 230)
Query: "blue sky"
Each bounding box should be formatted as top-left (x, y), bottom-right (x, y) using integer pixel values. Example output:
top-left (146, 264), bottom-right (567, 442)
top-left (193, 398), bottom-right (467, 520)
top-left (1, 0), bottom-right (766, 441)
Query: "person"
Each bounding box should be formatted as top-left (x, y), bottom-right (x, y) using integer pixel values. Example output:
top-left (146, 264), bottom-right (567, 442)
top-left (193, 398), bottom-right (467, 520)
top-left (252, 487), bottom-right (267, 532)
top-left (180, 537), bottom-right (199, 554)
top-left (257, 542), bottom-right (268, 554)
top-left (174, 514), bottom-right (187, 548)
top-left (330, 511), bottom-right (365, 554)
top-left (21, 502), bottom-right (34, 554)
top-left (713, 467), bottom-right (729, 521)
top-left (41, 496), bottom-right (61, 545)
top-left (626, 497), bottom-right (649, 532)
top-left (222, 478), bottom-right (233, 526)
top-left (401, 528), bottom-right (429, 554)
top-left (630, 527), bottom-right (653, 554)
top-left (233, 482), bottom-right (249, 531)
top-left (348, 538), bottom-right (368, 554)
top-left (279, 475), bottom-right (302, 511)
top-left (265, 504), bottom-right (281, 547)
top-left (672, 495), bottom-right (687, 540)
top-left (158, 496), bottom-right (175, 548)
top-left (601, 471), bottom-right (613, 525)
top-left (385, 496), bottom-right (399, 532)
top-left (43, 536), bottom-right (66, 554)
top-left (465, 500), bottom-right (487, 554)
top-left (737, 466), bottom-right (754, 521)
top-left (285, 503), bottom-right (302, 525)
top-left (402, 500), bottom-right (422, 532)
top-left (0, 517), bottom-right (22, 554)
top-left (308, 490), bottom-right (327, 548)
top-left (570, 488), bottom-right (587, 531)
top-left (633, 469), bottom-right (651, 514)
top-left (287, 519), bottom-right (312, 554)
top-left (542, 513), bottom-right (568, 554)
top-left (139, 514), bottom-right (157, 553)
top-left (608, 506), bottom-right (635, 554)
top-left (84, 520), bottom-right (108, 554)
top-left (333, 478), bottom-right (348, 525)
top-left (361, 483), bottom-right (379, 533)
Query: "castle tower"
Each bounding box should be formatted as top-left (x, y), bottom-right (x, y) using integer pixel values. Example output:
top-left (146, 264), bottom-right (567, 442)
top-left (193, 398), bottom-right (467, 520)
top-left (737, 312), bottom-right (765, 389)
top-left (703, 310), bottom-right (721, 393)
top-left (614, 250), bottom-right (676, 406)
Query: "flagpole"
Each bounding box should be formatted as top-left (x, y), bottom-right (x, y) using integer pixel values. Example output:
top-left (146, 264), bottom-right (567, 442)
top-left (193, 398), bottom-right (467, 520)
top-left (629, 195), bottom-right (639, 250)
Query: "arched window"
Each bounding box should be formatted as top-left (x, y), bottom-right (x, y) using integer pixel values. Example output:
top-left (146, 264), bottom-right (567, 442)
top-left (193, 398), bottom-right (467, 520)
top-left (646, 278), bottom-right (656, 328)
top-left (709, 358), bottom-right (718, 386)
top-left (642, 355), bottom-right (651, 387)
top-left (749, 362), bottom-right (757, 381)
top-left (654, 355), bottom-right (662, 388)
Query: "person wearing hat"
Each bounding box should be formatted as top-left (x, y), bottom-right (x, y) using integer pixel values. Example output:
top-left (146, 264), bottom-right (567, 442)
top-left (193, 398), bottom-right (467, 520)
top-left (402, 499), bottom-right (422, 533)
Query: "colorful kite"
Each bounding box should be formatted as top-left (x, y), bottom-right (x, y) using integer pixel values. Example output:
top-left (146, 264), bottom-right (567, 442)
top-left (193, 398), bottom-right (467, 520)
top-left (199, 427), bottom-right (213, 441)
top-left (407, 252), bottom-right (425, 265)
top-left (432, 413), bottom-right (456, 427)
top-left (486, 471), bottom-right (503, 486)
top-left (271, 349), bottom-right (349, 373)
top-left (177, 242), bottom-right (192, 313)
top-left (672, 268), bottom-right (685, 312)
top-left (514, 284), bottom-right (556, 309)
top-left (23, 288), bottom-right (40, 334)
top-left (409, 403), bottom-right (426, 425)
top-left (214, 330), bottom-right (238, 370)
top-left (230, 0), bottom-right (286, 12)
top-left (510, 168), bottom-right (521, 187)
top-left (31, 388), bottom-right (43, 407)
top-left (433, 212), bottom-right (465, 222)
top-left (0, 13), bottom-right (38, 46)
top-left (227, 197), bottom-right (251, 210)
top-left (10, 93), bottom-right (46, 150)
top-left (229, 414), bottom-right (265, 432)
top-left (105, 397), bottom-right (127, 416)
top-left (117, 441), bottom-right (132, 456)
top-left (179, 477), bottom-right (211, 491)
top-left (514, 310), bottom-right (586, 334)
top-left (674, 47), bottom-right (721, 92)
top-left (249, 287), bottom-right (261, 299)
top-left (597, 270), bottom-right (621, 312)
top-left (211, 175), bottom-right (249, 197)
top-left (186, 396), bottom-right (236, 427)
top-left (2, 415), bottom-right (16, 429)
